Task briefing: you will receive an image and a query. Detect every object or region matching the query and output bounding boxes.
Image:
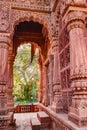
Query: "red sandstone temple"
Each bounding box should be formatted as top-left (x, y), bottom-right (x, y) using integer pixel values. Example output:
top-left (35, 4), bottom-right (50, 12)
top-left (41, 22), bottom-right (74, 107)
top-left (0, 0), bottom-right (87, 130)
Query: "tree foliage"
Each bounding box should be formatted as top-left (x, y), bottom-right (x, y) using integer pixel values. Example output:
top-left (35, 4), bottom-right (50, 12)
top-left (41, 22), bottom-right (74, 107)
top-left (13, 43), bottom-right (40, 102)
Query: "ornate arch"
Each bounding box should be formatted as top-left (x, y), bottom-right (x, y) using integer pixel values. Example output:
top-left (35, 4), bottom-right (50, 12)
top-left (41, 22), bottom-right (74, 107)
top-left (10, 9), bottom-right (52, 41)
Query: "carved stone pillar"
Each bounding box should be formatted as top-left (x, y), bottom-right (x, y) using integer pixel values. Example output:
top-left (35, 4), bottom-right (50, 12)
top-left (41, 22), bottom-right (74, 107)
top-left (42, 65), bottom-right (49, 106)
top-left (39, 64), bottom-right (43, 103)
top-left (0, 33), bottom-right (12, 129)
top-left (51, 38), bottom-right (63, 112)
top-left (67, 11), bottom-right (87, 127)
top-left (7, 55), bottom-right (14, 112)
top-left (48, 54), bottom-right (54, 105)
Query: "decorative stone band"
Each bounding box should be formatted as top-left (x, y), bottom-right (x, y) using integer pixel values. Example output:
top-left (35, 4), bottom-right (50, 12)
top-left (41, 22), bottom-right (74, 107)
top-left (65, 11), bottom-right (85, 31)
top-left (0, 33), bottom-right (10, 47)
top-left (70, 64), bottom-right (87, 80)
top-left (0, 85), bottom-right (7, 93)
top-left (53, 83), bottom-right (61, 93)
top-left (67, 20), bottom-right (84, 32)
top-left (71, 79), bottom-right (87, 90)
top-left (71, 80), bottom-right (87, 98)
top-left (72, 0), bottom-right (87, 6)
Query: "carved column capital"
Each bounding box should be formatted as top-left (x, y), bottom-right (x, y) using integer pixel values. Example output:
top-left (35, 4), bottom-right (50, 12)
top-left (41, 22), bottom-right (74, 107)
top-left (66, 11), bottom-right (85, 32)
top-left (67, 20), bottom-right (84, 32)
top-left (51, 37), bottom-right (59, 56)
top-left (51, 37), bottom-right (58, 48)
top-left (0, 33), bottom-right (10, 47)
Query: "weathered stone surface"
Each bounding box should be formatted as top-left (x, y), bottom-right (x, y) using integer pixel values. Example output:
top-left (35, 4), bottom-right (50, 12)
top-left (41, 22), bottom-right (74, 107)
top-left (0, 0), bottom-right (87, 129)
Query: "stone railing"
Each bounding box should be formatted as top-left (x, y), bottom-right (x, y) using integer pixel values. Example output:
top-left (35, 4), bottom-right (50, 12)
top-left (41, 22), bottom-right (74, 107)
top-left (14, 103), bottom-right (39, 113)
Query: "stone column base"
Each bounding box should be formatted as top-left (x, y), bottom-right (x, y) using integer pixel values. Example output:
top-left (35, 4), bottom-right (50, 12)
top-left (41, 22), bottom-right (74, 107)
top-left (51, 94), bottom-right (63, 113)
top-left (51, 102), bottom-right (62, 113)
top-left (68, 107), bottom-right (87, 127)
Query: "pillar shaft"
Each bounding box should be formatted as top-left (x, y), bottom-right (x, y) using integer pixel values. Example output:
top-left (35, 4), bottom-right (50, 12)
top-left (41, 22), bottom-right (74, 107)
top-left (0, 33), bottom-right (12, 129)
top-left (67, 12), bottom-right (87, 127)
top-left (51, 38), bottom-right (62, 112)
top-left (7, 55), bottom-right (14, 112)
top-left (49, 54), bottom-right (54, 105)
top-left (42, 65), bottom-right (49, 106)
top-left (39, 65), bottom-right (43, 103)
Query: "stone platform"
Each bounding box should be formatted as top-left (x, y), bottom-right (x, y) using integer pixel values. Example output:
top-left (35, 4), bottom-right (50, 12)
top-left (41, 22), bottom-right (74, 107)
top-left (39, 103), bottom-right (87, 130)
top-left (14, 112), bottom-right (52, 130)
top-left (14, 113), bottom-right (36, 130)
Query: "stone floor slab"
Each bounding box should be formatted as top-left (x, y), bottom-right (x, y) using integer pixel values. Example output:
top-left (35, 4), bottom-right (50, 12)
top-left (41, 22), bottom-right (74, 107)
top-left (14, 113), bottom-right (37, 130)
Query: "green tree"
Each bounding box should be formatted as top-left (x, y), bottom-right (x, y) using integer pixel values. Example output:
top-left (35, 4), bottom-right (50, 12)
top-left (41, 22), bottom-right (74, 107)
top-left (13, 43), bottom-right (40, 102)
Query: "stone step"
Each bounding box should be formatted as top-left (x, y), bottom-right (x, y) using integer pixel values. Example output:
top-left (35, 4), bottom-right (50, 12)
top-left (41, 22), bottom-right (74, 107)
top-left (37, 111), bottom-right (50, 128)
top-left (30, 116), bottom-right (41, 130)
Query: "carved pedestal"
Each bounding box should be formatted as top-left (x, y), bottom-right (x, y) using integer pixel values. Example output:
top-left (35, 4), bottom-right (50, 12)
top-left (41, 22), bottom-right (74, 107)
top-left (67, 12), bottom-right (87, 127)
top-left (51, 38), bottom-right (63, 112)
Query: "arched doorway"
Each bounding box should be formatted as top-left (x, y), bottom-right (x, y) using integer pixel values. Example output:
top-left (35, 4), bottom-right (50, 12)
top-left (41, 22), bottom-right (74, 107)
top-left (8, 20), bottom-right (51, 112)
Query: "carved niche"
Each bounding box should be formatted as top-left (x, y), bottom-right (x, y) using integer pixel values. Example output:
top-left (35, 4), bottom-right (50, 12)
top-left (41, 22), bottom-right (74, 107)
top-left (0, 3), bottom-right (10, 32)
